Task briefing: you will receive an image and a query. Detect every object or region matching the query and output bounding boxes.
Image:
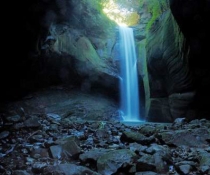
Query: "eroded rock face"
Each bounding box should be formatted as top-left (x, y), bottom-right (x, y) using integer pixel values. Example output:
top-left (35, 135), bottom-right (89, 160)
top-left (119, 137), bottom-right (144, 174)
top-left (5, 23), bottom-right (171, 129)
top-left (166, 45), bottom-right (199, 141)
top-left (45, 0), bottom-right (195, 122)
top-left (38, 1), bottom-right (121, 98)
top-left (169, 0), bottom-right (210, 119)
top-left (144, 9), bottom-right (195, 122)
top-left (3, 0), bottom-right (210, 122)
top-left (144, 0), bottom-right (210, 121)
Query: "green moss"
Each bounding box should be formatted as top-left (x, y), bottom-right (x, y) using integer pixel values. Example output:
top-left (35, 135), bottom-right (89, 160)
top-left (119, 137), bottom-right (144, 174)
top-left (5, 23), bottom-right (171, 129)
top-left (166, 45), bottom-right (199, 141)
top-left (137, 39), bottom-right (151, 117)
top-left (80, 0), bottom-right (116, 37)
top-left (75, 36), bottom-right (105, 68)
top-left (81, 0), bottom-right (102, 11)
top-left (138, 0), bottom-right (168, 31)
top-left (81, 0), bottom-right (168, 30)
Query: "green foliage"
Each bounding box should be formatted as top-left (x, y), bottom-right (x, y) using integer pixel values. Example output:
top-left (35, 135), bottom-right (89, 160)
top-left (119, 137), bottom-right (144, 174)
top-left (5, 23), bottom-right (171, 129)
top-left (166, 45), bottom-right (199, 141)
top-left (113, 0), bottom-right (142, 11)
top-left (101, 0), bottom-right (141, 26)
top-left (79, 0), bottom-right (168, 32)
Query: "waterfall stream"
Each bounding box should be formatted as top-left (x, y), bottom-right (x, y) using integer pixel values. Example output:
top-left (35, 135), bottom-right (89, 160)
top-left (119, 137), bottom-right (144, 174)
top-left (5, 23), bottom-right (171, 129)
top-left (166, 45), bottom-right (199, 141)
top-left (119, 26), bottom-right (141, 122)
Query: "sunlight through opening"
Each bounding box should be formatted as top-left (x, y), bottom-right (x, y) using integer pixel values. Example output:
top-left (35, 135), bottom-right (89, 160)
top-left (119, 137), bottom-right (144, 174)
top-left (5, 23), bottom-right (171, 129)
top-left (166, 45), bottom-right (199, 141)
top-left (102, 0), bottom-right (140, 26)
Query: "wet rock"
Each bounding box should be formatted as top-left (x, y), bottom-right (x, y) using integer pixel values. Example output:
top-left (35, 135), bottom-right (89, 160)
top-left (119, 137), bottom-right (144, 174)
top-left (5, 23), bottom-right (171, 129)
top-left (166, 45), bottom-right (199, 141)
top-left (79, 148), bottom-right (110, 162)
top-left (177, 164), bottom-right (193, 175)
top-left (129, 143), bottom-right (147, 153)
top-left (32, 162), bottom-right (47, 173)
top-left (136, 153), bottom-right (156, 172)
top-left (30, 148), bottom-right (49, 158)
top-left (0, 131), bottom-right (10, 139)
top-left (13, 170), bottom-right (31, 175)
top-left (1, 94), bottom-right (210, 175)
top-left (26, 157), bottom-right (35, 165)
top-left (153, 152), bottom-right (169, 173)
top-left (43, 137), bottom-right (55, 148)
top-left (49, 124), bottom-right (59, 131)
top-left (6, 115), bottom-right (21, 122)
top-left (50, 136), bottom-right (81, 159)
top-left (97, 149), bottom-right (137, 175)
top-left (135, 172), bottom-right (159, 175)
top-left (43, 163), bottom-right (100, 175)
top-left (24, 116), bottom-right (41, 128)
top-left (120, 131), bottom-right (154, 145)
top-left (94, 129), bottom-right (110, 139)
top-left (62, 140), bottom-right (81, 159)
top-left (158, 129), bottom-right (209, 147)
top-left (46, 113), bottom-right (61, 121)
top-left (192, 128), bottom-right (210, 142)
top-left (83, 136), bottom-right (94, 146)
top-left (198, 151), bottom-right (210, 167)
top-left (0, 165), bottom-right (5, 173)
top-left (145, 144), bottom-right (170, 155)
top-left (138, 125), bottom-right (157, 136)
top-left (30, 135), bottom-right (44, 142)
top-left (199, 165), bottom-right (210, 174)
top-left (13, 122), bottom-right (25, 130)
top-left (172, 118), bottom-right (187, 127)
top-left (49, 145), bottom-right (62, 159)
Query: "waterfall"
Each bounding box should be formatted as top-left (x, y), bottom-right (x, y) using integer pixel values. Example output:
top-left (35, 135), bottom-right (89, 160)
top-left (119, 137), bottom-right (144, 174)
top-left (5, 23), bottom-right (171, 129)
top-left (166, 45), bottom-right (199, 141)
top-left (119, 26), bottom-right (141, 122)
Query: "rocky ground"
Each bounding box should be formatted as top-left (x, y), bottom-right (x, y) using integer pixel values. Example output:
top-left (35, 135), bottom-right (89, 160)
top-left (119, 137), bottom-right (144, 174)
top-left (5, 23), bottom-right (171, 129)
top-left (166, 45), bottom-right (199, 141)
top-left (0, 86), bottom-right (210, 175)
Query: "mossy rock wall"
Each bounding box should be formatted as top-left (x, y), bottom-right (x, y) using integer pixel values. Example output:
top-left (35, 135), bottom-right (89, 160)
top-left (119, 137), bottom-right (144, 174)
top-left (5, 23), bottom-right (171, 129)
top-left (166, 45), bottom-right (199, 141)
top-left (145, 9), bottom-right (194, 122)
top-left (40, 0), bottom-right (195, 122)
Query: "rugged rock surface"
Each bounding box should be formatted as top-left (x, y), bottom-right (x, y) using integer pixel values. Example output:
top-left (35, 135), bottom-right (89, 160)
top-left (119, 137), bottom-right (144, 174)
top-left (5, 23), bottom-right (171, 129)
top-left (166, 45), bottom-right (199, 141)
top-left (145, 9), bottom-right (194, 122)
top-left (169, 0), bottom-right (210, 119)
top-left (1, 0), bottom-right (210, 121)
top-left (0, 87), bottom-right (210, 175)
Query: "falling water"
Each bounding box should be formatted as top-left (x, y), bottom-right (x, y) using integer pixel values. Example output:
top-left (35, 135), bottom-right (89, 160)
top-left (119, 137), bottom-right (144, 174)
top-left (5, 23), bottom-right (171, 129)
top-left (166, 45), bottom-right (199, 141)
top-left (119, 26), bottom-right (141, 122)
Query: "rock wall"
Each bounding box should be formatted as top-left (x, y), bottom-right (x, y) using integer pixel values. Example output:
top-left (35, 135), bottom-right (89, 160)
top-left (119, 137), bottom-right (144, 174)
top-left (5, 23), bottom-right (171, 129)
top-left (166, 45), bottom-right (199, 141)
top-left (5, 0), bottom-right (209, 121)
top-left (34, 0), bottom-right (120, 97)
top-left (144, 9), bottom-right (195, 122)
top-left (33, 0), bottom-right (197, 122)
top-left (169, 0), bottom-right (210, 119)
